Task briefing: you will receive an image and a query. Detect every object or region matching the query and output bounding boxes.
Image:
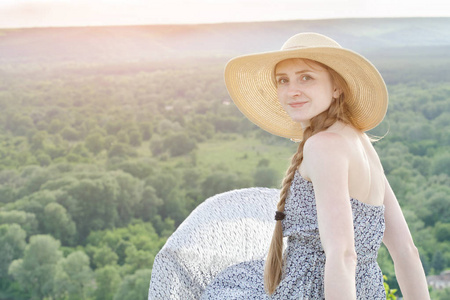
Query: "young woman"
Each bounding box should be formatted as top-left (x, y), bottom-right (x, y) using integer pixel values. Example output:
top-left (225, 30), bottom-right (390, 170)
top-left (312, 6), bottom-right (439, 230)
top-left (200, 33), bottom-right (430, 299)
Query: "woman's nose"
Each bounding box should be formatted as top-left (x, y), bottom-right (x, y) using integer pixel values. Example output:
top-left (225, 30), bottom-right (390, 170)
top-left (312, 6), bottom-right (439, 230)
top-left (288, 82), bottom-right (302, 97)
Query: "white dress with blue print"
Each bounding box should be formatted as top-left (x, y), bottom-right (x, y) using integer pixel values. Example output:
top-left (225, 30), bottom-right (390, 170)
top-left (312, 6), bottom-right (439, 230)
top-left (200, 170), bottom-right (386, 299)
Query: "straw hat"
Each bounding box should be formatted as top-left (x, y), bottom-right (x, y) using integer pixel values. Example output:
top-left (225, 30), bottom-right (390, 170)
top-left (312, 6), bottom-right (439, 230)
top-left (224, 32), bottom-right (388, 141)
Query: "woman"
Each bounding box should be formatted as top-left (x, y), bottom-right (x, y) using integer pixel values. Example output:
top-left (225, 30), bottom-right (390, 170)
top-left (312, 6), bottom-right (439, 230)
top-left (201, 33), bottom-right (430, 299)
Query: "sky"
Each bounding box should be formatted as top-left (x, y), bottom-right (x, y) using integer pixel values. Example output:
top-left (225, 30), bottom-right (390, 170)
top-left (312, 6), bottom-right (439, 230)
top-left (0, 0), bottom-right (448, 29)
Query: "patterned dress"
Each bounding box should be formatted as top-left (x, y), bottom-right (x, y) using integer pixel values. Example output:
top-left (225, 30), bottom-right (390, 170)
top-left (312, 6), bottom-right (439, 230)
top-left (201, 171), bottom-right (386, 299)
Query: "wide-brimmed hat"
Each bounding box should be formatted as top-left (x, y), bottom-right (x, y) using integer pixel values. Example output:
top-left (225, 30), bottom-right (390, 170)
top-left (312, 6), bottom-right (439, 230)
top-left (224, 32), bottom-right (388, 141)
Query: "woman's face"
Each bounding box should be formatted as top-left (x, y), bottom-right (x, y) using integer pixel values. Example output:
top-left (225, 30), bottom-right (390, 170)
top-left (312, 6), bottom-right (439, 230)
top-left (275, 58), bottom-right (341, 127)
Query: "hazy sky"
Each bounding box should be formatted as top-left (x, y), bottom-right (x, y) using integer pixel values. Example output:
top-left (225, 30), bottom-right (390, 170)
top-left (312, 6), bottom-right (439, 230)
top-left (0, 0), bottom-right (448, 28)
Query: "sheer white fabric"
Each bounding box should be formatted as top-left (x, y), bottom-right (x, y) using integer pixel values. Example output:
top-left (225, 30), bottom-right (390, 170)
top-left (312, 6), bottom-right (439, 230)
top-left (148, 188), bottom-right (280, 300)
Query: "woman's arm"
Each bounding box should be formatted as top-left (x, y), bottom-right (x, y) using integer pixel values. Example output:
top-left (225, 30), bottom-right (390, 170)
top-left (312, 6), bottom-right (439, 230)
top-left (382, 175), bottom-right (430, 299)
top-left (303, 132), bottom-right (357, 300)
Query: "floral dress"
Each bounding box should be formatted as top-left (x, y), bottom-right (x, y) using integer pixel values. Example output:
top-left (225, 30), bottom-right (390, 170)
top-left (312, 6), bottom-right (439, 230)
top-left (200, 171), bottom-right (386, 299)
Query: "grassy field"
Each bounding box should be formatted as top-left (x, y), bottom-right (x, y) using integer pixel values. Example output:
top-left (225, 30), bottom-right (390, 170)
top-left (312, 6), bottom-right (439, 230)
top-left (195, 133), bottom-right (297, 186)
top-left (153, 132), bottom-right (298, 188)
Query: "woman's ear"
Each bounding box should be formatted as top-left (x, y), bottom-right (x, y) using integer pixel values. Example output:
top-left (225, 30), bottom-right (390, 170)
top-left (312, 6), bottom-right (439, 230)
top-left (332, 87), bottom-right (342, 99)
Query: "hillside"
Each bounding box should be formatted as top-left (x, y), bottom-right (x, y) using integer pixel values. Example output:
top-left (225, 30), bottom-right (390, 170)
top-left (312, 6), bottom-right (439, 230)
top-left (0, 18), bottom-right (449, 64)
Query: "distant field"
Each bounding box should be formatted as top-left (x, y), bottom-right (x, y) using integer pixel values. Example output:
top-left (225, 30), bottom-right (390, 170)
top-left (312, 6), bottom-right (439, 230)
top-left (196, 134), bottom-right (297, 183)
top-left (157, 133), bottom-right (297, 187)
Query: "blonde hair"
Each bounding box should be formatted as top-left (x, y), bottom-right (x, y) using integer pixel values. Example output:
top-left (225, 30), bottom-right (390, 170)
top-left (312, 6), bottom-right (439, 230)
top-left (264, 59), bottom-right (355, 294)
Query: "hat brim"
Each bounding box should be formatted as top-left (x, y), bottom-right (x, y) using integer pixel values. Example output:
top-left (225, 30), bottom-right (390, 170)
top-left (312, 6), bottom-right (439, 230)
top-left (224, 46), bottom-right (388, 141)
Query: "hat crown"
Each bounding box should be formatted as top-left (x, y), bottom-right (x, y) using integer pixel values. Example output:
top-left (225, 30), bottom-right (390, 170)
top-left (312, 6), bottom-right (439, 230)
top-left (281, 32), bottom-right (341, 50)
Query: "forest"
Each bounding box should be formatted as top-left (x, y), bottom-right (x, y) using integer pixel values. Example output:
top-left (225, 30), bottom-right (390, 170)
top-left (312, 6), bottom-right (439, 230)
top-left (0, 18), bottom-right (449, 299)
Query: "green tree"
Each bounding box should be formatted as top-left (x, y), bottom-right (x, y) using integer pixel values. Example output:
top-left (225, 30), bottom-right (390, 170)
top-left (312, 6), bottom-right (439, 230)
top-left (71, 144), bottom-right (90, 160)
top-left (0, 183), bottom-right (17, 204)
top-left (257, 158), bottom-right (270, 168)
top-left (128, 129), bottom-right (142, 147)
top-left (117, 130), bottom-right (130, 144)
top-left (0, 224), bottom-right (26, 280)
top-left (157, 119), bottom-right (182, 135)
top-left (201, 171), bottom-right (249, 198)
top-left (186, 116), bottom-right (214, 142)
top-left (9, 235), bottom-right (63, 300)
top-left (64, 177), bottom-right (119, 241)
top-left (42, 202), bottom-right (77, 246)
top-left (426, 190), bottom-right (450, 225)
top-left (107, 143), bottom-right (137, 159)
top-left (163, 132), bottom-right (197, 157)
top-left (113, 269), bottom-right (152, 300)
top-left (158, 189), bottom-right (188, 225)
top-left (36, 152), bottom-right (52, 166)
top-left (145, 172), bottom-right (177, 201)
top-left (115, 158), bottom-right (155, 179)
top-left (253, 167), bottom-right (279, 187)
top-left (152, 216), bottom-right (175, 238)
top-left (94, 266), bottom-right (121, 300)
top-left (432, 153), bottom-right (450, 176)
top-left (213, 116), bottom-right (240, 133)
top-left (135, 186), bottom-right (163, 222)
top-left (53, 251), bottom-right (93, 300)
top-left (46, 143), bottom-right (67, 160)
top-left (103, 136), bottom-right (116, 150)
top-left (17, 168), bottom-right (53, 198)
top-left (149, 134), bottom-right (165, 156)
top-left (432, 251), bottom-right (446, 273)
top-left (30, 131), bottom-right (47, 151)
top-left (61, 127), bottom-right (79, 141)
top-left (122, 244), bottom-right (154, 275)
top-left (86, 222), bottom-right (165, 267)
top-left (85, 132), bottom-right (105, 154)
top-left (139, 122), bottom-right (153, 141)
top-left (7, 114), bottom-right (34, 136)
top-left (106, 121), bottom-right (123, 135)
top-left (434, 222), bottom-right (450, 243)
top-left (93, 245), bottom-right (119, 268)
top-left (0, 210), bottom-right (38, 237)
top-left (48, 119), bottom-right (64, 134)
top-left (114, 171), bottom-right (142, 226)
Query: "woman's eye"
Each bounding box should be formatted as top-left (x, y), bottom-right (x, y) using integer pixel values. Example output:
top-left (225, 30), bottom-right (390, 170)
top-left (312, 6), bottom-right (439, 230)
top-left (301, 75), bottom-right (312, 81)
top-left (277, 78), bottom-right (288, 84)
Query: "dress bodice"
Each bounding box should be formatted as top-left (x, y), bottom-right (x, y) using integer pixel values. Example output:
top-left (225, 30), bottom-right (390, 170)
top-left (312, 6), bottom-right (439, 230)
top-left (282, 171), bottom-right (386, 264)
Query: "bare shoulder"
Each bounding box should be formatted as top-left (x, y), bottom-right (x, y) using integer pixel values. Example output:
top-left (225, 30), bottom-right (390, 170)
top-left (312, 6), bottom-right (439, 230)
top-left (303, 131), bottom-right (352, 161)
top-left (302, 131), bottom-right (352, 181)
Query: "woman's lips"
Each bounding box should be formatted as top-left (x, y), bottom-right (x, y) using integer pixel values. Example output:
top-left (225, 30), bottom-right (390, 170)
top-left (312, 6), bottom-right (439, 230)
top-left (289, 102), bottom-right (307, 108)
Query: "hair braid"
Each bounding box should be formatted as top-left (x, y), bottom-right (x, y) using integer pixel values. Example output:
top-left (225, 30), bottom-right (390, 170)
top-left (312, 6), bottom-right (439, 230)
top-left (264, 65), bottom-right (351, 294)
